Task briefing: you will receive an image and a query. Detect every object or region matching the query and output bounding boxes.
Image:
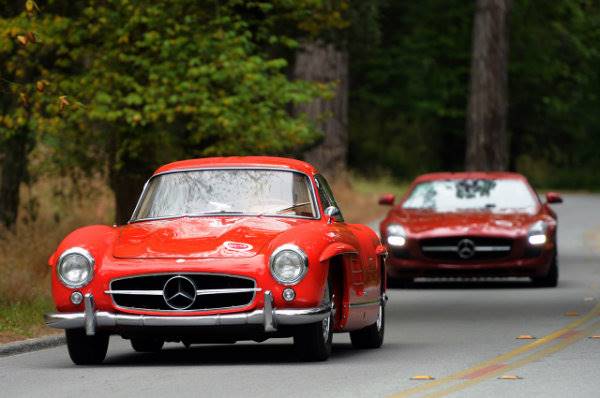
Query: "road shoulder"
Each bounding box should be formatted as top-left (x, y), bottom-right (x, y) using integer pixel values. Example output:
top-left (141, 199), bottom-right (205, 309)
top-left (0, 334), bottom-right (65, 357)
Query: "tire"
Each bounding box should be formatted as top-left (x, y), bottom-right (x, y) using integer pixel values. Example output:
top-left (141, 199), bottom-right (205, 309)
top-left (65, 329), bottom-right (109, 365)
top-left (350, 300), bottom-right (385, 349)
top-left (131, 337), bottom-right (164, 353)
top-left (294, 282), bottom-right (333, 362)
top-left (532, 254), bottom-right (558, 288)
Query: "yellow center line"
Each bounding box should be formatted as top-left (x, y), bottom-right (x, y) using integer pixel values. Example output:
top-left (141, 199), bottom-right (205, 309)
top-left (423, 319), bottom-right (600, 398)
top-left (389, 302), bottom-right (600, 398)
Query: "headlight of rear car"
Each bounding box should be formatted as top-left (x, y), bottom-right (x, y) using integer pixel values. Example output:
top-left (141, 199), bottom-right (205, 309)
top-left (528, 220), bottom-right (548, 246)
top-left (386, 224), bottom-right (407, 247)
top-left (270, 244), bottom-right (308, 285)
top-left (57, 247), bottom-right (95, 288)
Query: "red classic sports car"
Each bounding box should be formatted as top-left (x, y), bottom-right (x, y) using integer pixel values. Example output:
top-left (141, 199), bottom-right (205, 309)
top-left (379, 172), bottom-right (562, 287)
top-left (45, 157), bottom-right (386, 364)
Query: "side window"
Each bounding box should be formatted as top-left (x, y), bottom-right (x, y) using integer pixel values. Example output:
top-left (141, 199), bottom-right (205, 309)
top-left (315, 175), bottom-right (344, 222)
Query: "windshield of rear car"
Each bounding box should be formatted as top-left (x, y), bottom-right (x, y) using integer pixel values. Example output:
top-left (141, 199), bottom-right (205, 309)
top-left (402, 179), bottom-right (538, 214)
top-left (131, 169), bottom-right (318, 221)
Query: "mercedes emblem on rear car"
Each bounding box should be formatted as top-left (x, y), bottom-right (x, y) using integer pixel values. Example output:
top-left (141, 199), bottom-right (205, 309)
top-left (163, 275), bottom-right (197, 310)
top-left (457, 239), bottom-right (476, 259)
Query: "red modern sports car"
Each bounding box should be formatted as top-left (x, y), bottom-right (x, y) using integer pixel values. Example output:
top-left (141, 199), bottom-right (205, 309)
top-left (379, 172), bottom-right (562, 287)
top-left (45, 157), bottom-right (386, 364)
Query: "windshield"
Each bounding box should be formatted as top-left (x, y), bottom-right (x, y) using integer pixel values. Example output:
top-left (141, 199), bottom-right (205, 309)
top-left (132, 169), bottom-right (318, 221)
top-left (402, 179), bottom-right (538, 214)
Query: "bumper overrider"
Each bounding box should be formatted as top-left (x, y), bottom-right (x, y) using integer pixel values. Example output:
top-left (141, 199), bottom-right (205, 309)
top-left (45, 291), bottom-right (331, 336)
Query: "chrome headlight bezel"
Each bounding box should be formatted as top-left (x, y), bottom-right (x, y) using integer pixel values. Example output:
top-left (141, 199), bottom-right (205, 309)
top-left (386, 223), bottom-right (407, 247)
top-left (527, 220), bottom-right (548, 246)
top-left (57, 247), bottom-right (95, 288)
top-left (269, 244), bottom-right (308, 285)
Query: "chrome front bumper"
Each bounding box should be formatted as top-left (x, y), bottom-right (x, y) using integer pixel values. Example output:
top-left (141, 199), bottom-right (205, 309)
top-left (45, 291), bottom-right (331, 336)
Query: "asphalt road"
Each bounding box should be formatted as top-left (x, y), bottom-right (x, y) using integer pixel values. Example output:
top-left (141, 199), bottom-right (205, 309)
top-left (2, 194), bottom-right (600, 397)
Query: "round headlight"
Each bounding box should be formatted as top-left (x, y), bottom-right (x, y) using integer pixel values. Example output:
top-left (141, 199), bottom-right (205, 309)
top-left (57, 247), bottom-right (94, 288)
top-left (270, 245), bottom-right (308, 285)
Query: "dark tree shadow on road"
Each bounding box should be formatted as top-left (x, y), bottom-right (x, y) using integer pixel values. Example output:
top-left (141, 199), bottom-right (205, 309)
top-left (96, 341), bottom-right (373, 367)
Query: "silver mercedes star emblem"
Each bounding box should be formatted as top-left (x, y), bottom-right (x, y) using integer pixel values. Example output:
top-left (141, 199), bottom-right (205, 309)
top-left (457, 239), bottom-right (476, 259)
top-left (163, 275), bottom-right (197, 310)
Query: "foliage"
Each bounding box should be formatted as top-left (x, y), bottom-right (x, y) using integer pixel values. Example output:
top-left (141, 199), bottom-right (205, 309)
top-left (509, 0), bottom-right (600, 188)
top-left (37, 1), bottom-right (340, 171)
top-left (349, 0), bottom-right (473, 179)
top-left (349, 0), bottom-right (600, 189)
top-left (0, 0), bottom-right (347, 223)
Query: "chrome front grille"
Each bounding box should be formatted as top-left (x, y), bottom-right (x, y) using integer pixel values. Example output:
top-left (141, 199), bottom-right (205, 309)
top-left (420, 237), bottom-right (512, 262)
top-left (107, 273), bottom-right (259, 312)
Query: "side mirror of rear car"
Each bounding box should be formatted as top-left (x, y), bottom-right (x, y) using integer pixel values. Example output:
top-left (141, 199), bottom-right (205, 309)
top-left (545, 192), bottom-right (563, 204)
top-left (379, 194), bottom-right (396, 206)
top-left (324, 206), bottom-right (341, 224)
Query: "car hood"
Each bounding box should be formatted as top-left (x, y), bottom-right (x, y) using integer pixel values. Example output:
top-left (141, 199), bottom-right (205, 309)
top-left (113, 216), bottom-right (309, 259)
top-left (389, 209), bottom-right (538, 237)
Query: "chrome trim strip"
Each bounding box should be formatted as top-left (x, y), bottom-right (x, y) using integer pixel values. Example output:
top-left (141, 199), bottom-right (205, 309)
top-left (421, 246), bottom-right (458, 252)
top-left (105, 290), bottom-right (164, 296)
top-left (129, 167), bottom-right (321, 223)
top-left (474, 246), bottom-right (511, 252)
top-left (349, 299), bottom-right (382, 309)
top-left (421, 246), bottom-right (511, 252)
top-left (104, 287), bottom-right (262, 296)
top-left (273, 303), bottom-right (333, 325)
top-left (196, 288), bottom-right (262, 296)
top-left (44, 293), bottom-right (331, 331)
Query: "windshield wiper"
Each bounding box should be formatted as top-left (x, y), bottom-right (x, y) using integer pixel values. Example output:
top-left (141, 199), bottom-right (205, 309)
top-left (257, 202), bottom-right (311, 217)
top-left (274, 202), bottom-right (311, 214)
top-left (185, 211), bottom-right (245, 216)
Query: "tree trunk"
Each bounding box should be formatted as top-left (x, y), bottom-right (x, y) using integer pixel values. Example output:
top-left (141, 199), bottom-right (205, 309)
top-left (465, 0), bottom-right (511, 171)
top-left (109, 167), bottom-right (148, 225)
top-left (294, 41), bottom-right (348, 177)
top-left (0, 128), bottom-right (30, 228)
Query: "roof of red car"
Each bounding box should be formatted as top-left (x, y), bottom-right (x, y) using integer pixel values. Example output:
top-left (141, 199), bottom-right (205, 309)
top-left (154, 156), bottom-right (318, 175)
top-left (414, 172), bottom-right (528, 183)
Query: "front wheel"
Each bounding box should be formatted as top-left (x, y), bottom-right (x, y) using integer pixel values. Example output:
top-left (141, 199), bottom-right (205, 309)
top-left (65, 329), bottom-right (109, 365)
top-left (350, 300), bottom-right (385, 349)
top-left (532, 255), bottom-right (558, 288)
top-left (294, 283), bottom-right (333, 361)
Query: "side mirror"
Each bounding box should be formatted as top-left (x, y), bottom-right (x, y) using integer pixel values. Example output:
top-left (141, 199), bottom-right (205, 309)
top-left (324, 206), bottom-right (341, 224)
top-left (545, 192), bottom-right (563, 204)
top-left (379, 193), bottom-right (396, 206)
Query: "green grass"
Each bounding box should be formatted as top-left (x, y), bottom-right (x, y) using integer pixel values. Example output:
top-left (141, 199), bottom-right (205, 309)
top-left (0, 297), bottom-right (55, 339)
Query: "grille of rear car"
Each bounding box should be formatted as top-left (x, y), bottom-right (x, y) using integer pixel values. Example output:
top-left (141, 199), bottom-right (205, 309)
top-left (419, 237), bottom-right (513, 262)
top-left (108, 273), bottom-right (257, 312)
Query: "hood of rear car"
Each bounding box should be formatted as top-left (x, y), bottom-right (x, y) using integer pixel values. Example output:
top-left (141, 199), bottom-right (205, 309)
top-left (112, 216), bottom-right (309, 259)
top-left (389, 209), bottom-right (538, 237)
